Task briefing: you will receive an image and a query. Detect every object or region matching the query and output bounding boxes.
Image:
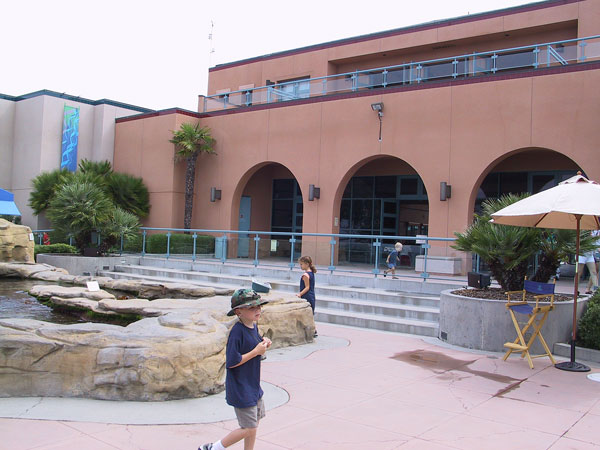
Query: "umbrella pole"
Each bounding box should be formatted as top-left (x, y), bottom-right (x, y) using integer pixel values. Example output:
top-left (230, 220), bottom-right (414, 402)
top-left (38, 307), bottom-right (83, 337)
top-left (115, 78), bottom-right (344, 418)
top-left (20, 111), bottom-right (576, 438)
top-left (555, 215), bottom-right (590, 372)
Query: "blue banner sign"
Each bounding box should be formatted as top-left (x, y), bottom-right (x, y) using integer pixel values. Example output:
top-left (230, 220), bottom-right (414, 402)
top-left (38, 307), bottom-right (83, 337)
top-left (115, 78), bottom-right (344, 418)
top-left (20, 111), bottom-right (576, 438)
top-left (60, 105), bottom-right (79, 172)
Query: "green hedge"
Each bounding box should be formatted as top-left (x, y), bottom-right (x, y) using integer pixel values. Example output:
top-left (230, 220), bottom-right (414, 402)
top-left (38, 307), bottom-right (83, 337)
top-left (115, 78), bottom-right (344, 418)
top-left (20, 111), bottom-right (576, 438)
top-left (577, 291), bottom-right (600, 351)
top-left (146, 233), bottom-right (215, 254)
top-left (34, 243), bottom-right (78, 258)
top-left (122, 233), bottom-right (143, 253)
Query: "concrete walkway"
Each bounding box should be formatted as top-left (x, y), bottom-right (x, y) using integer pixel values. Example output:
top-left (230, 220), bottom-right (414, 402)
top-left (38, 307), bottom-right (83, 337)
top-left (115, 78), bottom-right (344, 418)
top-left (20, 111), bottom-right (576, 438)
top-left (1, 323), bottom-right (599, 449)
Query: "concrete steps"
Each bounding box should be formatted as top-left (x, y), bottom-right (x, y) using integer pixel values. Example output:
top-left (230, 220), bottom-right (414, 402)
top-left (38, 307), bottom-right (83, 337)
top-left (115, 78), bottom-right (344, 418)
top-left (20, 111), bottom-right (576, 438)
top-left (99, 259), bottom-right (452, 337)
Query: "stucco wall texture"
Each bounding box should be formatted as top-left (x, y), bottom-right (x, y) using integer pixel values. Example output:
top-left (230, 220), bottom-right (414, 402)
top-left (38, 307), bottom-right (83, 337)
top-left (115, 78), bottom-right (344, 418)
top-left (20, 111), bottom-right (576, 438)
top-left (114, 0), bottom-right (600, 268)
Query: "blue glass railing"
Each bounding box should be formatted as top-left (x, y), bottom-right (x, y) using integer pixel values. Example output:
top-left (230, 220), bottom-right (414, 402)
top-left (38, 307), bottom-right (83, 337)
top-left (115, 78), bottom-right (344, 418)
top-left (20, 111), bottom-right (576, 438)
top-left (33, 227), bottom-right (461, 281)
top-left (203, 35), bottom-right (600, 112)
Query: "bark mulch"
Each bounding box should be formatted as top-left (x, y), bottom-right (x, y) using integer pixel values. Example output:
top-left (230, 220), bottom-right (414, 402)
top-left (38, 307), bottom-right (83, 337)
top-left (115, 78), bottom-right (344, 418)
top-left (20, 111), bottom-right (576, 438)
top-left (451, 287), bottom-right (574, 302)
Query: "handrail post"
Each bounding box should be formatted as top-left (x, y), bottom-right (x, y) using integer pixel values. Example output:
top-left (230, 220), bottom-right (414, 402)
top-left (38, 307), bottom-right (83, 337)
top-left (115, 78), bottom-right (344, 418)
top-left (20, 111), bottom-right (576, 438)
top-left (141, 230), bottom-right (147, 256)
top-left (373, 238), bottom-right (381, 277)
top-left (420, 238), bottom-right (430, 281)
top-left (38, 233), bottom-right (43, 245)
top-left (120, 233), bottom-right (124, 256)
top-left (579, 41), bottom-right (587, 62)
top-left (382, 69), bottom-right (388, 88)
top-left (328, 237), bottom-right (336, 274)
top-left (322, 78), bottom-right (327, 95)
top-left (166, 232), bottom-right (171, 260)
top-left (289, 234), bottom-right (296, 269)
top-left (351, 71), bottom-right (358, 92)
top-left (533, 46), bottom-right (539, 68)
top-left (253, 234), bottom-right (260, 267)
top-left (192, 233), bottom-right (197, 262)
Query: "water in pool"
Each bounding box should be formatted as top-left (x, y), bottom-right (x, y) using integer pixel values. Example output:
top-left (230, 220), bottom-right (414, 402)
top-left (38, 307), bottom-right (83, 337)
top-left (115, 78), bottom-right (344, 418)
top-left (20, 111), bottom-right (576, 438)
top-left (0, 279), bottom-right (84, 324)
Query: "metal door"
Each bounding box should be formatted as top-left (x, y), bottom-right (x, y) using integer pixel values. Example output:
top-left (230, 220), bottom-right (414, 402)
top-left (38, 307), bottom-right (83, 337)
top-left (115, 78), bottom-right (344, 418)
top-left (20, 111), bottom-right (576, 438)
top-left (238, 196), bottom-right (251, 257)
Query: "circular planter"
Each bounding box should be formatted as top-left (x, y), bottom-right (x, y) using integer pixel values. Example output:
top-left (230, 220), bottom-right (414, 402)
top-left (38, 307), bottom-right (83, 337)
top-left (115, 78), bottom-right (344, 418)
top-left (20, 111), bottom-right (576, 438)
top-left (439, 289), bottom-right (590, 353)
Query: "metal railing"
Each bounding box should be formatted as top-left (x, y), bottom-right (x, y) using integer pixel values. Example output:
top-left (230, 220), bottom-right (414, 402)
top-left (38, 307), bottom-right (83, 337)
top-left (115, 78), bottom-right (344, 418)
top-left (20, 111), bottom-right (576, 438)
top-left (128, 227), bottom-right (460, 282)
top-left (33, 227), bottom-right (461, 280)
top-left (203, 35), bottom-right (600, 112)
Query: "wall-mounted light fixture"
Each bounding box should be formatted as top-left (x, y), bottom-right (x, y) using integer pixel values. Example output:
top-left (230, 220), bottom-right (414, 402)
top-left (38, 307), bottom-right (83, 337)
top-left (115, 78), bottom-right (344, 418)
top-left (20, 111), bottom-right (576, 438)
top-left (210, 187), bottom-right (222, 202)
top-left (371, 102), bottom-right (384, 141)
top-left (309, 184), bottom-right (320, 201)
top-left (440, 182), bottom-right (452, 201)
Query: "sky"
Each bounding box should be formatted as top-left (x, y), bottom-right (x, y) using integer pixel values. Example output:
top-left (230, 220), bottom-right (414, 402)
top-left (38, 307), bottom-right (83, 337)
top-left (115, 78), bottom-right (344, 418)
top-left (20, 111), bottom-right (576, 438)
top-left (2, 0), bottom-right (531, 111)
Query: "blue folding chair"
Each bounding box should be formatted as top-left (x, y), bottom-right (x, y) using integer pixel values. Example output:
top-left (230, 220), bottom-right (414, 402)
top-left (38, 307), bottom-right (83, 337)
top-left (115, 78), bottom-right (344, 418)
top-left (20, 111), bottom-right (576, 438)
top-left (503, 278), bottom-right (557, 369)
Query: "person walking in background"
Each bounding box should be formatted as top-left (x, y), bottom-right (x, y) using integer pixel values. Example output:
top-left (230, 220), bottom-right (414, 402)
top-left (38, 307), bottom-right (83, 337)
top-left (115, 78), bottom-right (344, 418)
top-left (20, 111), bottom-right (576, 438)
top-left (383, 242), bottom-right (403, 279)
top-left (584, 229), bottom-right (600, 294)
top-left (297, 255), bottom-right (318, 337)
top-left (200, 289), bottom-right (271, 450)
top-left (578, 237), bottom-right (599, 294)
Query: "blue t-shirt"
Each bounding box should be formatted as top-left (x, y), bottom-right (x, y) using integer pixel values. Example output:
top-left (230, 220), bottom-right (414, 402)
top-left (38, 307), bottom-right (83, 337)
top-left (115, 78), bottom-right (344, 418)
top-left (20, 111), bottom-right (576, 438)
top-left (225, 320), bottom-right (264, 408)
top-left (388, 250), bottom-right (399, 265)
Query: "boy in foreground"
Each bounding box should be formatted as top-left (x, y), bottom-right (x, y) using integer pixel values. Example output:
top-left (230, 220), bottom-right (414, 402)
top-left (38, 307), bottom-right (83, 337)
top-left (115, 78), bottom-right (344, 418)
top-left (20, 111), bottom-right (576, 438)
top-left (200, 289), bottom-right (272, 450)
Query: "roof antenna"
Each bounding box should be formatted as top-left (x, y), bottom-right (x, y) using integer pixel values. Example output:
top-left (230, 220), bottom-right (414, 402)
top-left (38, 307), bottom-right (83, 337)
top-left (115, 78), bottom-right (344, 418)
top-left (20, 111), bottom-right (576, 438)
top-left (208, 20), bottom-right (216, 67)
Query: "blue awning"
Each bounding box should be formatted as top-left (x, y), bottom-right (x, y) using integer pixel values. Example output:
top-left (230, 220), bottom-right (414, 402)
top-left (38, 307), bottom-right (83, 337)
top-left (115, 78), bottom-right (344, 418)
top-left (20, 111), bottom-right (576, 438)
top-left (0, 189), bottom-right (22, 216)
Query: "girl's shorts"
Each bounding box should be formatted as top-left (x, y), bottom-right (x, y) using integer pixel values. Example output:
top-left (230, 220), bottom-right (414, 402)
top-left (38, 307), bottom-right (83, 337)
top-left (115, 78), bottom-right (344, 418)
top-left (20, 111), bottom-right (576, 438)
top-left (387, 263), bottom-right (396, 269)
top-left (579, 252), bottom-right (596, 264)
top-left (234, 396), bottom-right (265, 429)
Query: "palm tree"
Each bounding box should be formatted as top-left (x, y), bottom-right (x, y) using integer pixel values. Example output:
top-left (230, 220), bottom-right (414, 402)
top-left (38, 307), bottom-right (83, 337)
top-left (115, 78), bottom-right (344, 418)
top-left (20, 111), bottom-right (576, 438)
top-left (453, 194), bottom-right (541, 291)
top-left (453, 194), bottom-right (597, 290)
top-left (46, 181), bottom-right (114, 253)
top-left (97, 207), bottom-right (140, 255)
top-left (170, 123), bottom-right (215, 230)
top-left (28, 168), bottom-right (74, 215)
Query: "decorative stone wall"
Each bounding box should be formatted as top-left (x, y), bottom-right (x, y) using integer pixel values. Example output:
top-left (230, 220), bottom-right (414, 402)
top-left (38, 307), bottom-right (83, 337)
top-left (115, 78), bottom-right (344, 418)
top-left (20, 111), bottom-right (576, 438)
top-left (0, 219), bottom-right (34, 263)
top-left (0, 263), bottom-right (315, 401)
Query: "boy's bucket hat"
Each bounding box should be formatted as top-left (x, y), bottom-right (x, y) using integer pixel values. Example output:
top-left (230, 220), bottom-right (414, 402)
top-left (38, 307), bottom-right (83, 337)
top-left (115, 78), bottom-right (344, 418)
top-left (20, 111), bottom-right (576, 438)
top-left (227, 289), bottom-right (268, 316)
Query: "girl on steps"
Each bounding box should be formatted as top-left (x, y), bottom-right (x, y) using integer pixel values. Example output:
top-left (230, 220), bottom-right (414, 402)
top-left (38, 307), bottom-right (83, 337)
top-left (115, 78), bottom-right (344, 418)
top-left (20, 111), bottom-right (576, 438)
top-left (297, 255), bottom-right (318, 337)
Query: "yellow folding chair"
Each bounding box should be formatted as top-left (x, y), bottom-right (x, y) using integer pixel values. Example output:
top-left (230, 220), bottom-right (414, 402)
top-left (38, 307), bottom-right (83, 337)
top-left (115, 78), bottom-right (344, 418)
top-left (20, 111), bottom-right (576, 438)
top-left (503, 278), bottom-right (557, 369)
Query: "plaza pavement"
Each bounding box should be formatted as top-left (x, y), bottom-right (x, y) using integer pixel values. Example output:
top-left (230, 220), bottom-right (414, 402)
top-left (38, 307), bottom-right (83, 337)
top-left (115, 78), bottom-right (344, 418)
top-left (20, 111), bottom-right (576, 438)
top-left (1, 321), bottom-right (599, 450)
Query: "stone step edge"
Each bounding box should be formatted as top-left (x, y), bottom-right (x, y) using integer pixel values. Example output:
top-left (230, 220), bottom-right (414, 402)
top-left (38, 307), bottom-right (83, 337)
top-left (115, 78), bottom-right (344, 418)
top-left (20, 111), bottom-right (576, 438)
top-left (114, 265), bottom-right (440, 300)
top-left (102, 271), bottom-right (440, 311)
top-left (316, 296), bottom-right (439, 314)
top-left (315, 308), bottom-right (439, 328)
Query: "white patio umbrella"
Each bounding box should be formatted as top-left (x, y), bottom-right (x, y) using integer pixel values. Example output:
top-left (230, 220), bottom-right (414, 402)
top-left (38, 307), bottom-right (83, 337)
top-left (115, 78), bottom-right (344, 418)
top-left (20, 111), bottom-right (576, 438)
top-left (491, 172), bottom-right (600, 372)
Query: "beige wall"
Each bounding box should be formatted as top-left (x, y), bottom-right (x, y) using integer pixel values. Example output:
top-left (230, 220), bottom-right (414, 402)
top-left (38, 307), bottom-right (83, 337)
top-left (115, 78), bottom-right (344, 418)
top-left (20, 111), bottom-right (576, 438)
top-left (0, 99), bottom-right (15, 191)
top-left (2, 93), bottom-right (147, 228)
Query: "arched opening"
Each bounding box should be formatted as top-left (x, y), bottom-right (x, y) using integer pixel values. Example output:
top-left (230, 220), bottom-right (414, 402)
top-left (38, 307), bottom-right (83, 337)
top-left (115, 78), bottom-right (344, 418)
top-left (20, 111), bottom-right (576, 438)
top-left (337, 156), bottom-right (428, 268)
top-left (474, 148), bottom-right (581, 214)
top-left (232, 162), bottom-right (303, 261)
top-left (468, 148), bottom-right (582, 274)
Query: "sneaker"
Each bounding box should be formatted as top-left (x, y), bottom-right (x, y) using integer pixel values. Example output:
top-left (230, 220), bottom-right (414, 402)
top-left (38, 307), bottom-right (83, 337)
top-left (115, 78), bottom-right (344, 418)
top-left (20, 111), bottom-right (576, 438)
top-left (314, 330), bottom-right (318, 338)
top-left (199, 444), bottom-right (213, 450)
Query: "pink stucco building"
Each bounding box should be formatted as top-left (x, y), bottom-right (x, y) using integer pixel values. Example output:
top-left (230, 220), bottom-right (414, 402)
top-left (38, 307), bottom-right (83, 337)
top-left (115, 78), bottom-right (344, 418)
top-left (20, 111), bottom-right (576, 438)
top-left (114, 0), bottom-right (600, 273)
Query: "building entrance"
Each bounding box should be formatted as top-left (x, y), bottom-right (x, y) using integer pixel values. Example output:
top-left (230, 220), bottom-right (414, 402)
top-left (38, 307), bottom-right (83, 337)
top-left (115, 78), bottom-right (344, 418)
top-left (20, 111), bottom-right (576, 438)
top-left (339, 174), bottom-right (428, 265)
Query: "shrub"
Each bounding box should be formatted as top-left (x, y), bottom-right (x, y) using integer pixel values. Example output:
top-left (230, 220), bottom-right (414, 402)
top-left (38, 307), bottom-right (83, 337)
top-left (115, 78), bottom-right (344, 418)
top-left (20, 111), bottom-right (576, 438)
top-left (577, 291), bottom-right (600, 351)
top-left (146, 233), bottom-right (215, 254)
top-left (123, 233), bottom-right (143, 253)
top-left (34, 243), bottom-right (78, 258)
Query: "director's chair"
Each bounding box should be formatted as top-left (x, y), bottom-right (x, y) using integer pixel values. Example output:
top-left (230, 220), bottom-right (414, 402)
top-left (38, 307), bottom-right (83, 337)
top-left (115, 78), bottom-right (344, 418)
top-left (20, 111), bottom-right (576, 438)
top-left (503, 278), bottom-right (557, 369)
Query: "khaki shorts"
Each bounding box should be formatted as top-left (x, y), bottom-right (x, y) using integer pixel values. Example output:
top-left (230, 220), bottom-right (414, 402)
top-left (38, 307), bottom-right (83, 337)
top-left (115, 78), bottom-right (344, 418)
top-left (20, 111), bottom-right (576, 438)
top-left (234, 397), bottom-right (265, 429)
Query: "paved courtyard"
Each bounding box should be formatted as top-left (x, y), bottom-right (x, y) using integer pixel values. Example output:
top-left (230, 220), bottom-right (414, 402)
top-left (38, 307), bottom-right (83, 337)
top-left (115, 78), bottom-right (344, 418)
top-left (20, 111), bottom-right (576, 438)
top-left (1, 322), bottom-right (599, 449)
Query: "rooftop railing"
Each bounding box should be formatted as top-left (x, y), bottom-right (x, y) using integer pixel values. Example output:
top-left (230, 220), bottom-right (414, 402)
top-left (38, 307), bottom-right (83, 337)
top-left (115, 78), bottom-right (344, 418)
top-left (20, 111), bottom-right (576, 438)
top-left (202, 35), bottom-right (600, 112)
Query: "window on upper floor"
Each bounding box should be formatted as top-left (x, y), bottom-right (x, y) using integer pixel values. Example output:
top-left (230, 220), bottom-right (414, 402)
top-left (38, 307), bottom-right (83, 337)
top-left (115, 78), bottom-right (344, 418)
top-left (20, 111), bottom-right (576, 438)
top-left (273, 76), bottom-right (310, 101)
